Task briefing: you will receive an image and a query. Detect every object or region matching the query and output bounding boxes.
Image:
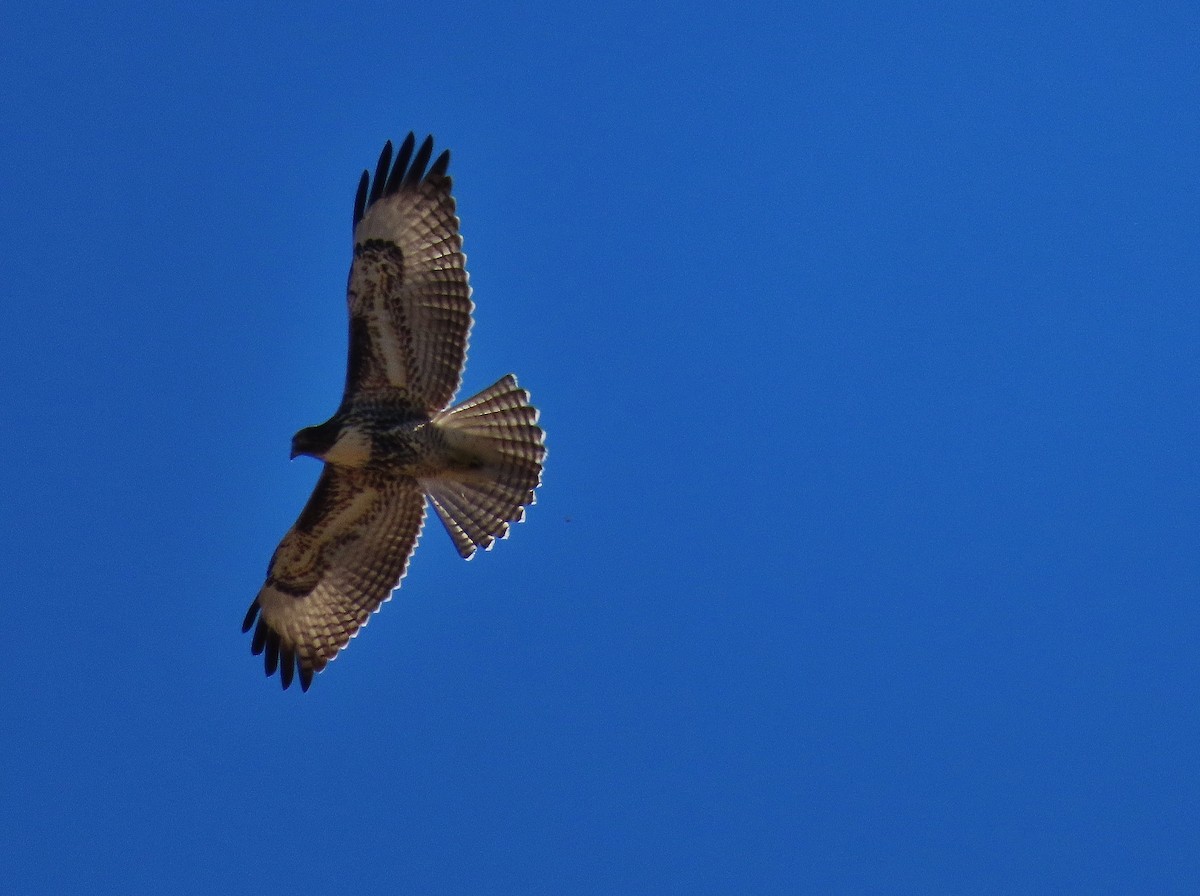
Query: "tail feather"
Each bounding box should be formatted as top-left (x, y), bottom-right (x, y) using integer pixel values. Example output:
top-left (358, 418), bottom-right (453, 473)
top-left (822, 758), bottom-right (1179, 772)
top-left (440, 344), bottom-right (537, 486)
top-left (423, 374), bottom-right (546, 558)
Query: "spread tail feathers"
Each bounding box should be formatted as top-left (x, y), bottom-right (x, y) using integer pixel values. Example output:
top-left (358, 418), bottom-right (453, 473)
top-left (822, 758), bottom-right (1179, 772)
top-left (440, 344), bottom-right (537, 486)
top-left (422, 374), bottom-right (546, 558)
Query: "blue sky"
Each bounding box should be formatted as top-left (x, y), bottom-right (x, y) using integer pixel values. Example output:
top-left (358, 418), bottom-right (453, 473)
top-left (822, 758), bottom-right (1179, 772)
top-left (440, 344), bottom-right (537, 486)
top-left (2, 3), bottom-right (1197, 893)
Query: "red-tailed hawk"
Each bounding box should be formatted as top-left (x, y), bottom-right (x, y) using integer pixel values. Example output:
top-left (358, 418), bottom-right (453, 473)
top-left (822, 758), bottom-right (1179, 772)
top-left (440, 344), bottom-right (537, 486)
top-left (242, 133), bottom-right (546, 691)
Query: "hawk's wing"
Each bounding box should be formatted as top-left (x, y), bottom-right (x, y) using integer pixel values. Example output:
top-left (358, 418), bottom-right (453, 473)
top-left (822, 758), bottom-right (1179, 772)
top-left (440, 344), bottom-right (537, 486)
top-left (241, 467), bottom-right (426, 690)
top-left (343, 133), bottom-right (474, 413)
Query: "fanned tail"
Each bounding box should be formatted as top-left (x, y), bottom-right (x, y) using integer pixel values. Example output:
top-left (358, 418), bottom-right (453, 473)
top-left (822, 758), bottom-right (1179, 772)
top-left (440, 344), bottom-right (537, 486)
top-left (422, 374), bottom-right (546, 558)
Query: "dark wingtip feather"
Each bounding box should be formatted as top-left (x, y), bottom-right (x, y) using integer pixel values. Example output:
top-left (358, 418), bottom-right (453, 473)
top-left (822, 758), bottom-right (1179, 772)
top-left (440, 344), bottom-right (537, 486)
top-left (246, 609), bottom-right (308, 691)
top-left (403, 135), bottom-right (435, 187)
top-left (264, 629), bottom-right (281, 676)
top-left (357, 133), bottom-right (448, 228)
top-left (428, 148), bottom-right (450, 180)
top-left (280, 647), bottom-right (296, 690)
top-left (384, 132), bottom-right (416, 196)
top-left (241, 599), bottom-right (261, 633)
top-left (368, 140), bottom-right (392, 205)
top-left (353, 170), bottom-right (369, 229)
top-left (251, 618), bottom-right (268, 655)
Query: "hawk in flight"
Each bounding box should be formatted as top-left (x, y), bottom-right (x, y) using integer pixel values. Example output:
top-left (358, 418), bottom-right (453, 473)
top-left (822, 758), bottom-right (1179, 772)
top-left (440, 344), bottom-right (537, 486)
top-left (242, 133), bottom-right (546, 691)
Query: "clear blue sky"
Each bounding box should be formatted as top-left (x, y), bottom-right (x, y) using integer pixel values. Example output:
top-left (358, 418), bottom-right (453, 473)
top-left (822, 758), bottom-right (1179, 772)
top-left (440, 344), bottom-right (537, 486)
top-left (2, 3), bottom-right (1197, 893)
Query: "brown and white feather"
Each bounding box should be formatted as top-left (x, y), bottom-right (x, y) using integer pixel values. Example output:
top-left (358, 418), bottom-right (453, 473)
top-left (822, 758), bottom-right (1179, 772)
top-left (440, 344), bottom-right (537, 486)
top-left (424, 375), bottom-right (546, 558)
top-left (243, 469), bottom-right (426, 690)
top-left (243, 134), bottom-right (544, 692)
top-left (345, 139), bottom-right (473, 412)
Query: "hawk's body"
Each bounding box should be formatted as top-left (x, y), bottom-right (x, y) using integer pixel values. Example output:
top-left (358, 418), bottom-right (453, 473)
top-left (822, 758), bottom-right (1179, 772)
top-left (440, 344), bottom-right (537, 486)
top-left (242, 134), bottom-right (545, 691)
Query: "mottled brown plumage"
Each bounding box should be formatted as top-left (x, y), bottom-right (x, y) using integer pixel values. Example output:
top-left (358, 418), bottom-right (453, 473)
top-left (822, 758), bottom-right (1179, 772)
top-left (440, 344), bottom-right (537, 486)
top-left (242, 134), bottom-right (546, 691)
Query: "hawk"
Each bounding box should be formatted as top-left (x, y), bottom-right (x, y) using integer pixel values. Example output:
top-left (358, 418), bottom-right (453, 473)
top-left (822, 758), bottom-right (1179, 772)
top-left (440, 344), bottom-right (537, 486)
top-left (241, 133), bottom-right (546, 691)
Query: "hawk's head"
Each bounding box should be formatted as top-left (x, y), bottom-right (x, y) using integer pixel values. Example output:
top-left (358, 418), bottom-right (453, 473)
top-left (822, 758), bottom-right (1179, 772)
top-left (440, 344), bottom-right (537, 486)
top-left (291, 420), bottom-right (371, 467)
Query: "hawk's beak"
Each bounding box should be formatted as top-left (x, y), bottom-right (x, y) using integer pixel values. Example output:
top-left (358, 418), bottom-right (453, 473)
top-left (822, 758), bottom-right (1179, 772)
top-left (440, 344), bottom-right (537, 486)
top-left (290, 443), bottom-right (301, 460)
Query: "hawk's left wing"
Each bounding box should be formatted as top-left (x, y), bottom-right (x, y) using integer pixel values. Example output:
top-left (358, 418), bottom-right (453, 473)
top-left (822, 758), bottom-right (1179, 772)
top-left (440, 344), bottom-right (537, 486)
top-left (241, 467), bottom-right (426, 690)
top-left (342, 134), bottom-right (474, 413)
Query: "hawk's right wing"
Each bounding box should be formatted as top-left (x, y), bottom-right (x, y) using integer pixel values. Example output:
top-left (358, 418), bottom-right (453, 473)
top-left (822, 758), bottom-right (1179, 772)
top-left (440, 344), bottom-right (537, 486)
top-left (242, 467), bottom-right (427, 690)
top-left (342, 134), bottom-right (474, 414)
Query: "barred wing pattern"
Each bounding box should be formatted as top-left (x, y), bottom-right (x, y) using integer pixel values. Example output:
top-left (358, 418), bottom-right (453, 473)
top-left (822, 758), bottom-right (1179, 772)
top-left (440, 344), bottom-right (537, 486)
top-left (345, 134), bottom-right (474, 413)
top-left (423, 375), bottom-right (546, 558)
top-left (243, 133), bottom-right (545, 692)
top-left (241, 468), bottom-right (427, 691)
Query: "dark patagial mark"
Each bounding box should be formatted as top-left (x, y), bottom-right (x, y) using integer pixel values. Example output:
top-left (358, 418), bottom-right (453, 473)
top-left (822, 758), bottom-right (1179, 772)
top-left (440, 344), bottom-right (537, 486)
top-left (345, 314), bottom-right (373, 391)
top-left (265, 575), bottom-right (310, 598)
